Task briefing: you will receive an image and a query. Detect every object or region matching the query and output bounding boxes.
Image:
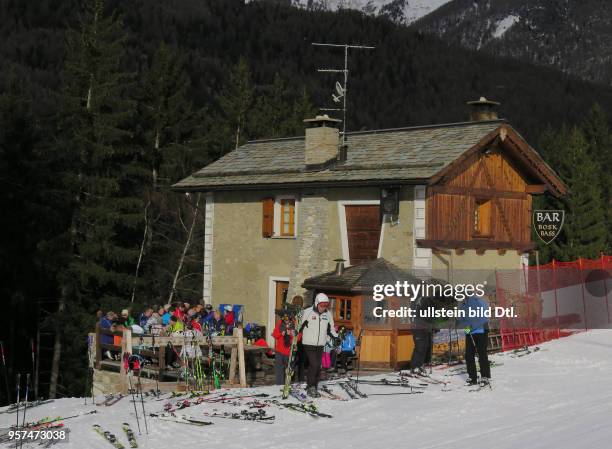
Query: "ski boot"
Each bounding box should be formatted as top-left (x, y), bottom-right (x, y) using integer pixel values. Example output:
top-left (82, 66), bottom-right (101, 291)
top-left (307, 387), bottom-right (321, 398)
top-left (465, 378), bottom-right (478, 386)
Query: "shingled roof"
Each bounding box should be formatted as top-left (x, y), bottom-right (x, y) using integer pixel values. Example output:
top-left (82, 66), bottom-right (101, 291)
top-left (173, 120), bottom-right (505, 191)
top-left (302, 258), bottom-right (435, 294)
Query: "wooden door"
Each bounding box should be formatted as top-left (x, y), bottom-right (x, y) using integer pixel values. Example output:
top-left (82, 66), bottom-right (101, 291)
top-left (275, 281), bottom-right (289, 310)
top-left (345, 205), bottom-right (381, 265)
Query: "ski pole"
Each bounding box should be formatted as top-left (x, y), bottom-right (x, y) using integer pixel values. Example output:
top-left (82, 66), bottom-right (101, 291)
top-left (0, 342), bottom-right (10, 403)
top-left (430, 328), bottom-right (434, 375)
top-left (15, 374), bottom-right (21, 429)
top-left (355, 329), bottom-right (363, 385)
top-left (137, 370), bottom-right (148, 434)
top-left (30, 340), bottom-right (35, 396)
top-left (127, 371), bottom-right (142, 435)
top-left (20, 374), bottom-right (30, 449)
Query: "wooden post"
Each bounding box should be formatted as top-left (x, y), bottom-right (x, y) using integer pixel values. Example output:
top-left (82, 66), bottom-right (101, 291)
top-left (236, 327), bottom-right (247, 388)
top-left (120, 328), bottom-right (132, 394)
top-left (229, 329), bottom-right (238, 384)
top-left (159, 344), bottom-right (166, 372)
top-left (95, 323), bottom-right (102, 369)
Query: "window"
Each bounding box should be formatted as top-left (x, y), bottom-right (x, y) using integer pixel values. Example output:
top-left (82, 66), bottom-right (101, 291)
top-left (329, 295), bottom-right (353, 324)
top-left (473, 199), bottom-right (492, 237)
top-left (280, 199), bottom-right (295, 236)
top-left (262, 195), bottom-right (298, 238)
top-left (338, 298), bottom-right (352, 321)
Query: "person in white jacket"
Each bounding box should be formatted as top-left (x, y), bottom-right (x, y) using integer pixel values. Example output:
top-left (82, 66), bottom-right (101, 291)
top-left (299, 293), bottom-right (340, 397)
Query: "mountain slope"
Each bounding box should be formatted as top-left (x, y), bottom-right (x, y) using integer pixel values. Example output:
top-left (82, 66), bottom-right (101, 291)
top-left (250, 0), bottom-right (453, 25)
top-left (412, 0), bottom-right (612, 86)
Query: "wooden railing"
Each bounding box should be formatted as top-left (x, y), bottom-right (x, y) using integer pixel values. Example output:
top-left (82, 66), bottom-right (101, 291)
top-left (94, 323), bottom-right (247, 388)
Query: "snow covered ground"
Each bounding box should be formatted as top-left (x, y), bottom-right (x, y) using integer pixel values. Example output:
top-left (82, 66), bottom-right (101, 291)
top-left (3, 330), bottom-right (612, 449)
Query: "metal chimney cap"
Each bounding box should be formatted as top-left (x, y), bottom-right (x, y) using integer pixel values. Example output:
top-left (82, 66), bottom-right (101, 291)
top-left (467, 97), bottom-right (500, 106)
top-left (303, 114), bottom-right (342, 124)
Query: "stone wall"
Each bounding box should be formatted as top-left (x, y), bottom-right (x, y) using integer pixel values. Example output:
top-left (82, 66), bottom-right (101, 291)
top-left (287, 190), bottom-right (330, 304)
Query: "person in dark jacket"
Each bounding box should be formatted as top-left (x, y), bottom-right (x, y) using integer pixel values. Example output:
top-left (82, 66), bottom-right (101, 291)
top-left (457, 295), bottom-right (491, 386)
top-left (100, 311), bottom-right (118, 359)
top-left (410, 296), bottom-right (439, 375)
top-left (139, 307), bottom-right (152, 327)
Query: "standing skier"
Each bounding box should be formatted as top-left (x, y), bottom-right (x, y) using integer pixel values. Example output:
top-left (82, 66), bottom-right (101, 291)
top-left (457, 295), bottom-right (491, 386)
top-left (300, 293), bottom-right (339, 397)
top-left (272, 313), bottom-right (296, 385)
top-left (410, 296), bottom-right (438, 375)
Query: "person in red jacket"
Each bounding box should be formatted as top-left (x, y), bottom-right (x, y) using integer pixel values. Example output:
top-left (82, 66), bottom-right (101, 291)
top-left (272, 313), bottom-right (297, 385)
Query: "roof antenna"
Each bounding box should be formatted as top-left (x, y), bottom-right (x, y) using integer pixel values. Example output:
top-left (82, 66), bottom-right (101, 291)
top-left (312, 43), bottom-right (375, 145)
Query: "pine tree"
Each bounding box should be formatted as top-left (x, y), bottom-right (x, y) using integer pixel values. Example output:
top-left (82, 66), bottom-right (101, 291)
top-left (218, 57), bottom-right (255, 149)
top-left (581, 104), bottom-right (612, 252)
top-left (252, 73), bottom-right (296, 139)
top-left (46, 0), bottom-right (147, 397)
top-left (289, 86), bottom-right (317, 135)
top-left (542, 127), bottom-right (607, 261)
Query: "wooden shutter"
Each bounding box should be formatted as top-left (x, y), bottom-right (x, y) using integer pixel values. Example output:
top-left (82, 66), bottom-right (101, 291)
top-left (262, 198), bottom-right (274, 237)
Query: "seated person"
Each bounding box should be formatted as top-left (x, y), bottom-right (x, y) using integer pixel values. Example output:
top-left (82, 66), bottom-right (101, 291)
top-left (337, 328), bottom-right (356, 373)
top-left (99, 311), bottom-right (118, 359)
top-left (166, 315), bottom-right (184, 334)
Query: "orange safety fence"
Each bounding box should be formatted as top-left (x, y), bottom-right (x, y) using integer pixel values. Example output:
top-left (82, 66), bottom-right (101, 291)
top-left (495, 254), bottom-right (611, 351)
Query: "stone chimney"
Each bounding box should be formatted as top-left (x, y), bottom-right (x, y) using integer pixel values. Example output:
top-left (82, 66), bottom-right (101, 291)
top-left (303, 114), bottom-right (342, 165)
top-left (467, 97), bottom-right (500, 121)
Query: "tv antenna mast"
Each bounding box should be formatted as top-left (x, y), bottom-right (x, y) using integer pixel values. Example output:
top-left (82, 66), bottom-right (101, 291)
top-left (312, 43), bottom-right (375, 145)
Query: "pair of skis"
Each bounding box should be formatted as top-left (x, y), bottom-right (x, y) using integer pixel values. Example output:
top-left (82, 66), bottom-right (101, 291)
top-left (340, 380), bottom-right (367, 398)
top-left (149, 412), bottom-right (213, 426)
top-left (319, 385), bottom-right (348, 401)
top-left (282, 309), bottom-right (304, 399)
top-left (1, 399), bottom-right (54, 414)
top-left (265, 399), bottom-right (332, 418)
top-left (92, 423), bottom-right (140, 448)
top-left (203, 409), bottom-right (275, 424)
top-left (97, 394), bottom-right (124, 407)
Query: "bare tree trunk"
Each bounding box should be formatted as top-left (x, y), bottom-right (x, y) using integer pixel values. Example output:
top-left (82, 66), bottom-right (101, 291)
top-left (131, 201), bottom-right (150, 303)
top-left (168, 194), bottom-right (201, 304)
top-left (48, 290), bottom-right (66, 399)
top-left (235, 124), bottom-right (240, 150)
top-left (153, 129), bottom-right (160, 188)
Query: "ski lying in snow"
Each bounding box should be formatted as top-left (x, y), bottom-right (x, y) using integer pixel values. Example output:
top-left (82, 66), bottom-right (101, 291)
top-left (319, 385), bottom-right (348, 400)
top-left (197, 392), bottom-right (269, 403)
top-left (149, 412), bottom-right (214, 426)
top-left (93, 424), bottom-right (125, 449)
top-left (399, 372), bottom-right (449, 385)
top-left (121, 423), bottom-right (137, 448)
top-left (95, 394), bottom-right (115, 406)
top-left (266, 399), bottom-right (332, 418)
top-left (355, 378), bottom-right (428, 389)
top-left (511, 346), bottom-right (543, 358)
top-left (338, 382), bottom-right (359, 399)
top-left (203, 409), bottom-right (275, 423)
top-left (368, 390), bottom-right (424, 396)
top-left (105, 394), bottom-right (125, 406)
top-left (0, 399), bottom-right (54, 413)
top-left (10, 410), bottom-right (97, 430)
top-left (346, 380), bottom-right (367, 398)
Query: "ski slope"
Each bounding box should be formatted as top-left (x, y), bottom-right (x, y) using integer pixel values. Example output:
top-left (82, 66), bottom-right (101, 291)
top-left (2, 330), bottom-right (611, 449)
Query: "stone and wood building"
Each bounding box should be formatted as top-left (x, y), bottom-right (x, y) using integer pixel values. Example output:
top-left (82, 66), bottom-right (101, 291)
top-left (173, 98), bottom-right (567, 365)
